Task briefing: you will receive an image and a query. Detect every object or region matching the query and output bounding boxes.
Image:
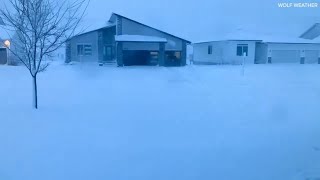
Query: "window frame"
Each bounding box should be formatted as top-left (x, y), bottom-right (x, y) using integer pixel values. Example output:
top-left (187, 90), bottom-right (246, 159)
top-left (165, 51), bottom-right (182, 61)
top-left (77, 44), bottom-right (93, 56)
top-left (208, 45), bottom-right (213, 55)
top-left (236, 44), bottom-right (249, 56)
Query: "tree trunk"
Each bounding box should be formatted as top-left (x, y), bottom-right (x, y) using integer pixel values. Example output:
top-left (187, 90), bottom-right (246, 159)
top-left (33, 75), bottom-right (38, 109)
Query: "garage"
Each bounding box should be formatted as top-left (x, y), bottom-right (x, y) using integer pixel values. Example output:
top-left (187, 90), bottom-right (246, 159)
top-left (123, 50), bottom-right (159, 66)
top-left (267, 42), bottom-right (320, 64)
top-left (0, 48), bottom-right (7, 64)
top-left (272, 50), bottom-right (300, 63)
top-left (305, 50), bottom-right (319, 64)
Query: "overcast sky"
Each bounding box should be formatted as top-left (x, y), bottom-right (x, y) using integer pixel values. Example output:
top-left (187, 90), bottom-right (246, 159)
top-left (3, 0), bottom-right (320, 42)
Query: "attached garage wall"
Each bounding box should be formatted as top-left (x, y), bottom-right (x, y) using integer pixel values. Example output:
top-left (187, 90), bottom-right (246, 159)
top-left (305, 50), bottom-right (319, 64)
top-left (255, 43), bottom-right (268, 64)
top-left (268, 43), bottom-right (320, 64)
top-left (272, 50), bottom-right (300, 63)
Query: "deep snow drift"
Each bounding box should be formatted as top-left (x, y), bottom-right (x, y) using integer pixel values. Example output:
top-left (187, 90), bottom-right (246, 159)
top-left (0, 63), bottom-right (320, 180)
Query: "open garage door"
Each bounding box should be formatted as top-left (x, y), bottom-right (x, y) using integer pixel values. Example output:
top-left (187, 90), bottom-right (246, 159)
top-left (123, 50), bottom-right (159, 66)
top-left (0, 48), bottom-right (7, 65)
top-left (305, 50), bottom-right (319, 64)
top-left (272, 50), bottom-right (300, 63)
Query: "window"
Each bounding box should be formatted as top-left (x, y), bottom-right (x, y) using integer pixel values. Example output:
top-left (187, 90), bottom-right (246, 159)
top-left (208, 45), bottom-right (213, 54)
top-left (150, 52), bottom-right (159, 59)
top-left (237, 44), bottom-right (248, 56)
top-left (77, 44), bottom-right (92, 56)
top-left (166, 51), bottom-right (181, 60)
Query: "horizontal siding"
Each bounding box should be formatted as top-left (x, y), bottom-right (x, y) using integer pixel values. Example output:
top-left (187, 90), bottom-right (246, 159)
top-left (193, 41), bottom-right (257, 65)
top-left (70, 31), bottom-right (99, 62)
top-left (121, 18), bottom-right (183, 51)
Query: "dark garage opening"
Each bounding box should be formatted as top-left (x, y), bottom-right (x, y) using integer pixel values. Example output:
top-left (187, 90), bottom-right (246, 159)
top-left (123, 50), bottom-right (159, 66)
top-left (165, 51), bottom-right (182, 66)
top-left (0, 48), bottom-right (7, 65)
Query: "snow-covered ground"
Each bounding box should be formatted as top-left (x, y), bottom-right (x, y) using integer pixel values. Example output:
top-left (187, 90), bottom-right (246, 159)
top-left (0, 63), bottom-right (320, 180)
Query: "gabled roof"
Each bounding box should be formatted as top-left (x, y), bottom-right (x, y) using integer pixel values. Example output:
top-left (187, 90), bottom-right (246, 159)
top-left (300, 23), bottom-right (320, 40)
top-left (70, 23), bottom-right (116, 39)
top-left (109, 13), bottom-right (191, 44)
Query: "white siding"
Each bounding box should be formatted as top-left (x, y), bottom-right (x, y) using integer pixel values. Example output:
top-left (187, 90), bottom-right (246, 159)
top-left (193, 41), bottom-right (257, 65)
top-left (305, 50), bottom-right (319, 64)
top-left (272, 50), bottom-right (300, 63)
top-left (193, 42), bottom-right (224, 64)
top-left (268, 43), bottom-right (320, 64)
top-left (222, 41), bottom-right (256, 64)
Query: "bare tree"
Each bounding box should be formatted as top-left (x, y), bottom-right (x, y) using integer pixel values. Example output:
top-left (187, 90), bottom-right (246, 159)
top-left (0, 0), bottom-right (89, 109)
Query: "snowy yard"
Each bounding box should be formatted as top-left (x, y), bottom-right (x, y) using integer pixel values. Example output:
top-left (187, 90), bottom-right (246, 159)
top-left (0, 63), bottom-right (320, 180)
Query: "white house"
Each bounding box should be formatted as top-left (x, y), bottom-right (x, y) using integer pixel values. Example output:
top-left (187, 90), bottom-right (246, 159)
top-left (193, 40), bottom-right (261, 65)
top-left (193, 26), bottom-right (320, 65)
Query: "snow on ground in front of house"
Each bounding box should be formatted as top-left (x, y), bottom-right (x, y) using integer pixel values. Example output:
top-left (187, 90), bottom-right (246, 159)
top-left (0, 63), bottom-right (320, 180)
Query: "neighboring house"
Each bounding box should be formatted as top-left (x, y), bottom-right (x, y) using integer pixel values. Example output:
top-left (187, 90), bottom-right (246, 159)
top-left (193, 40), bottom-right (262, 65)
top-left (0, 17), bottom-right (9, 65)
top-left (0, 17), bottom-right (18, 65)
top-left (193, 40), bottom-right (320, 64)
top-left (0, 38), bottom-right (8, 65)
top-left (66, 13), bottom-right (191, 67)
top-left (300, 23), bottom-right (320, 40)
top-left (193, 24), bottom-right (320, 64)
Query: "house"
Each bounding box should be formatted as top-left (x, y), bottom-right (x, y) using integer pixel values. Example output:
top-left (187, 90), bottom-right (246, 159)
top-left (66, 13), bottom-right (191, 67)
top-left (193, 40), bottom-right (320, 65)
top-left (193, 40), bottom-right (262, 65)
top-left (0, 17), bottom-right (9, 65)
top-left (300, 23), bottom-right (320, 40)
top-left (193, 26), bottom-right (320, 65)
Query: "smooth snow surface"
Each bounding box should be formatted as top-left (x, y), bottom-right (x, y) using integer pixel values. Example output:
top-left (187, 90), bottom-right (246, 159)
top-left (0, 63), bottom-right (320, 180)
top-left (115, 35), bottom-right (168, 42)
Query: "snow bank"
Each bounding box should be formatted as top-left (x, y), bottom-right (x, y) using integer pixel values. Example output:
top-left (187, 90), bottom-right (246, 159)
top-left (0, 64), bottom-right (320, 180)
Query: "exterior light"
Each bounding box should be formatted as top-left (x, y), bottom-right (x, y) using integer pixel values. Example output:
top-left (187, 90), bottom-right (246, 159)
top-left (4, 40), bottom-right (10, 48)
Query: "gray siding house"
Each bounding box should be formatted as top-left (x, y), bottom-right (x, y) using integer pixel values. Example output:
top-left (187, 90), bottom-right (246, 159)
top-left (66, 13), bottom-right (190, 67)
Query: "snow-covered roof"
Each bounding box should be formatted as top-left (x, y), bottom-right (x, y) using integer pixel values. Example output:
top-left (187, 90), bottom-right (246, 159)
top-left (300, 23), bottom-right (320, 40)
top-left (194, 24), bottom-right (320, 44)
top-left (110, 13), bottom-right (191, 43)
top-left (115, 35), bottom-right (167, 43)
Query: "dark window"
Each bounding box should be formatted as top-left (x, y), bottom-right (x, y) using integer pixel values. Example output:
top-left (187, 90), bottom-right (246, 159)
top-left (106, 47), bottom-right (112, 56)
top-left (150, 52), bottom-right (159, 59)
top-left (208, 45), bottom-right (213, 54)
top-left (77, 45), bottom-right (83, 56)
top-left (77, 44), bottom-right (92, 56)
top-left (237, 44), bottom-right (248, 56)
top-left (166, 51), bottom-right (181, 60)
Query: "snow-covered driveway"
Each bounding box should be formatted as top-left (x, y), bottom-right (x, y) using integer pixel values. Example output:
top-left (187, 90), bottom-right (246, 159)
top-left (0, 63), bottom-right (319, 180)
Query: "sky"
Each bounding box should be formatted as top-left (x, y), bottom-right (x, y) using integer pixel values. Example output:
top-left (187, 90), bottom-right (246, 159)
top-left (2, 0), bottom-right (320, 42)
top-left (80, 0), bottom-right (320, 42)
